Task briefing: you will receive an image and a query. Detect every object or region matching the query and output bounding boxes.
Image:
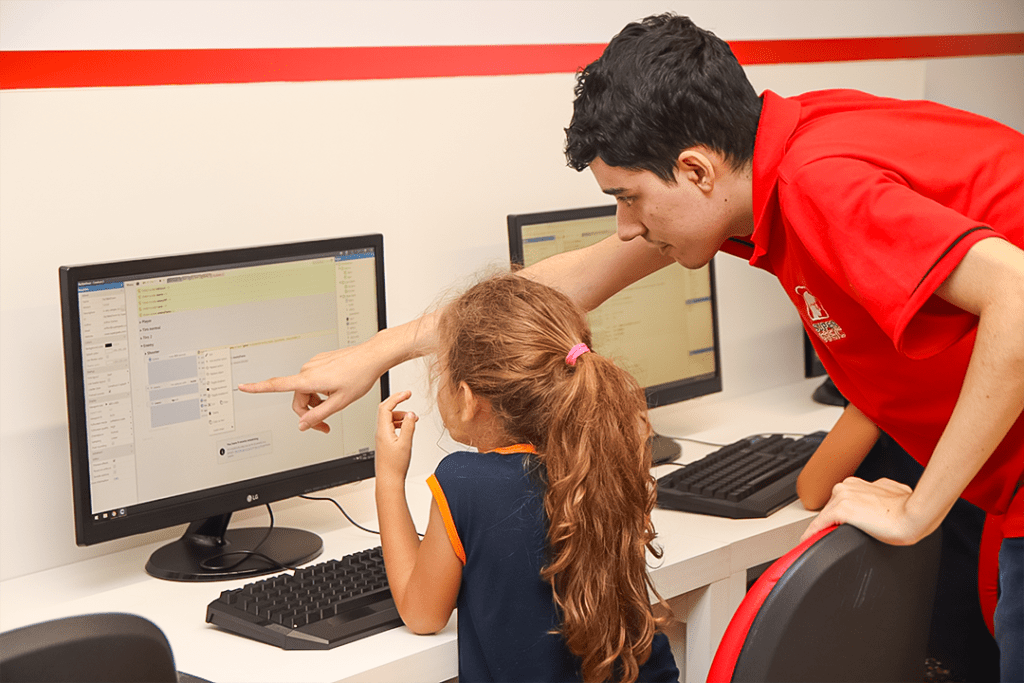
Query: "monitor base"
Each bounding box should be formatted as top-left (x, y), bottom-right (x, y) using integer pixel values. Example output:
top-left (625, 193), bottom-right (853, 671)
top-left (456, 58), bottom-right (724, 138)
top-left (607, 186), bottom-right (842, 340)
top-left (812, 376), bottom-right (848, 407)
top-left (146, 515), bottom-right (323, 582)
top-left (651, 433), bottom-right (682, 465)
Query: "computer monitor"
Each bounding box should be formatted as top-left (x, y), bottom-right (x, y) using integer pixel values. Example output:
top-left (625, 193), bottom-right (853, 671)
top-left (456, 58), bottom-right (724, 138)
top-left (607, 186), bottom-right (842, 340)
top-left (508, 205), bottom-right (722, 463)
top-left (59, 235), bottom-right (388, 582)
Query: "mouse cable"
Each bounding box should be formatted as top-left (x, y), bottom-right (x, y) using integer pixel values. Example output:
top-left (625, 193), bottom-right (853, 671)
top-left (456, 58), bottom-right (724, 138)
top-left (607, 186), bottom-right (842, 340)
top-left (300, 494), bottom-right (380, 534)
top-left (299, 494), bottom-right (427, 539)
top-left (198, 503), bottom-right (301, 573)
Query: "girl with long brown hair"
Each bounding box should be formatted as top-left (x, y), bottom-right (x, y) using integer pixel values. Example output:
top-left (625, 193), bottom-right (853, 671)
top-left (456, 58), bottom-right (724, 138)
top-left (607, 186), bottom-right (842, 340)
top-left (374, 273), bottom-right (678, 683)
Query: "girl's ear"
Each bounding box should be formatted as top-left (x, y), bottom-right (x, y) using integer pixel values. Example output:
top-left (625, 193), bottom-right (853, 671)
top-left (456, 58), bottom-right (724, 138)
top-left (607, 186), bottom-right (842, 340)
top-left (457, 381), bottom-right (481, 423)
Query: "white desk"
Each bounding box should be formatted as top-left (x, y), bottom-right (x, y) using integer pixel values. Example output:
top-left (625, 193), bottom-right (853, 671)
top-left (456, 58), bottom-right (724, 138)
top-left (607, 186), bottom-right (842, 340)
top-left (0, 378), bottom-right (841, 683)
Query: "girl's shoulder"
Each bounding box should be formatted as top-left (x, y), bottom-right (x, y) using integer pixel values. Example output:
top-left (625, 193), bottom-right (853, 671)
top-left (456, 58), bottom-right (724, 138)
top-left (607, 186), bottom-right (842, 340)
top-left (436, 449), bottom-right (527, 476)
top-left (435, 449), bottom-right (486, 472)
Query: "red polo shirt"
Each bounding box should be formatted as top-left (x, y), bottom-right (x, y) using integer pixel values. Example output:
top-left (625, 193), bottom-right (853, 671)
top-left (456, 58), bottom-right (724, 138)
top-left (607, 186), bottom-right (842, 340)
top-left (731, 89), bottom-right (1024, 535)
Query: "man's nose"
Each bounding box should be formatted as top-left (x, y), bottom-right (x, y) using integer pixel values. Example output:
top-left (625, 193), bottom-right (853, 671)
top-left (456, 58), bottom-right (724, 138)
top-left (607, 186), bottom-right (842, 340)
top-left (616, 208), bottom-right (645, 241)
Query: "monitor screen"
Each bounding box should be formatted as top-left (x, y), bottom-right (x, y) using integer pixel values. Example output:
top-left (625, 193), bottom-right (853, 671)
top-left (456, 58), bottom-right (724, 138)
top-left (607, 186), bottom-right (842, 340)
top-left (60, 235), bottom-right (387, 581)
top-left (508, 205), bottom-right (722, 461)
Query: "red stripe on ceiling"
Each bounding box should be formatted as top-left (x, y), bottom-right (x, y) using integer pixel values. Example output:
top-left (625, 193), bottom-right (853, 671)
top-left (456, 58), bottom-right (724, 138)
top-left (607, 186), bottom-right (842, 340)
top-left (1, 33), bottom-right (1022, 90)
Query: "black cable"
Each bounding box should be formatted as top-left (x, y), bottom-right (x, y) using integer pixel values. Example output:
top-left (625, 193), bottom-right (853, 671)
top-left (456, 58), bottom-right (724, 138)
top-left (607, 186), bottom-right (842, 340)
top-left (671, 436), bottom-right (730, 447)
top-left (195, 489), bottom-right (430, 574)
top-left (198, 504), bottom-right (300, 573)
top-left (300, 494), bottom-right (425, 538)
top-left (300, 494), bottom-right (380, 535)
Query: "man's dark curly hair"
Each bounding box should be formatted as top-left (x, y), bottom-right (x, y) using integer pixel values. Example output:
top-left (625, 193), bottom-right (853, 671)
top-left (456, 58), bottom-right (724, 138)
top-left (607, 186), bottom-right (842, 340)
top-left (565, 13), bottom-right (762, 182)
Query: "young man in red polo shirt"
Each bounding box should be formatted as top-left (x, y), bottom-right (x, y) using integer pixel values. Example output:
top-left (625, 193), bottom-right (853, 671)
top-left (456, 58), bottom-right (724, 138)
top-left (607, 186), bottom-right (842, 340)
top-left (565, 15), bottom-right (1023, 681)
top-left (243, 13), bottom-right (1023, 680)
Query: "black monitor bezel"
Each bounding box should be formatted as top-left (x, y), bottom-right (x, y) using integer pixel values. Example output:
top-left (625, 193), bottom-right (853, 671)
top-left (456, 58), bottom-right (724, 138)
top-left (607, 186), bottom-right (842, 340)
top-left (507, 204), bottom-right (722, 408)
top-left (59, 235), bottom-right (388, 547)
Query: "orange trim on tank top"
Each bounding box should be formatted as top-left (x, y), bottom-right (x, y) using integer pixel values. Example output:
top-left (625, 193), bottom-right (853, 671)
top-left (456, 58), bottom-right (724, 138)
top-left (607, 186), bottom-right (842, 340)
top-left (427, 474), bottom-right (466, 564)
top-left (492, 444), bottom-right (538, 455)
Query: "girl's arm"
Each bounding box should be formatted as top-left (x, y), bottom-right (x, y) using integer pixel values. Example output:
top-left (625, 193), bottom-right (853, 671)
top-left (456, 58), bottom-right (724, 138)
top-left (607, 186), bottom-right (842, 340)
top-left (375, 391), bottom-right (461, 634)
top-left (796, 403), bottom-right (881, 510)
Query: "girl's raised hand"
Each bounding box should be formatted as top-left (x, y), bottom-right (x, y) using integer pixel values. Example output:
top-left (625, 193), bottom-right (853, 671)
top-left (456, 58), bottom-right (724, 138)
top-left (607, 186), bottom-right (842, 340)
top-left (376, 390), bottom-right (418, 483)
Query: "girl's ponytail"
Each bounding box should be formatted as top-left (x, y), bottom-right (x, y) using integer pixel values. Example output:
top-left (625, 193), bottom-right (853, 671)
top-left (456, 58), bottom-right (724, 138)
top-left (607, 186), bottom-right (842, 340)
top-left (541, 346), bottom-right (663, 683)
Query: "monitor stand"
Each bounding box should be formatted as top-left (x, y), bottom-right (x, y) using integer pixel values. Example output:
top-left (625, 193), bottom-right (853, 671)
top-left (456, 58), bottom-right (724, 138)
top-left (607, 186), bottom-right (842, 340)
top-left (812, 376), bottom-right (848, 407)
top-left (145, 513), bottom-right (323, 582)
top-left (650, 433), bottom-right (682, 465)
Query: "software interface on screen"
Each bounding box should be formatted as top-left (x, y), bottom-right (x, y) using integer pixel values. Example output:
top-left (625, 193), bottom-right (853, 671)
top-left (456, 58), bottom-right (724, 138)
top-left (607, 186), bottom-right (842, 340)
top-left (76, 249), bottom-right (381, 521)
top-left (518, 213), bottom-right (717, 393)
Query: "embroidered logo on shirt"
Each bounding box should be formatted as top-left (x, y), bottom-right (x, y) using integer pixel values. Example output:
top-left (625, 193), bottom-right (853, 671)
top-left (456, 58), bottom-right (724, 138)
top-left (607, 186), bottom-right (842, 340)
top-left (796, 286), bottom-right (847, 343)
top-left (796, 286), bottom-right (828, 321)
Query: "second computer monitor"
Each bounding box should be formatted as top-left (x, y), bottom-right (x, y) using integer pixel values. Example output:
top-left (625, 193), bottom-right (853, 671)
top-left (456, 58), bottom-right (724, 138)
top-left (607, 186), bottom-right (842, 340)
top-left (508, 205), bottom-right (722, 460)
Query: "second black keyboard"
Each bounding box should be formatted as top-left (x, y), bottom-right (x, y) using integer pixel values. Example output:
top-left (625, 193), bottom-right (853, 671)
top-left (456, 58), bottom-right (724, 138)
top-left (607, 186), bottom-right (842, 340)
top-left (206, 546), bottom-right (403, 650)
top-left (656, 432), bottom-right (827, 518)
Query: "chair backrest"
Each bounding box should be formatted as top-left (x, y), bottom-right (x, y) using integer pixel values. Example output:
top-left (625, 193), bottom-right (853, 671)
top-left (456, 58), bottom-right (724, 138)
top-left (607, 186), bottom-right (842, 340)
top-left (708, 524), bottom-right (942, 683)
top-left (0, 612), bottom-right (178, 683)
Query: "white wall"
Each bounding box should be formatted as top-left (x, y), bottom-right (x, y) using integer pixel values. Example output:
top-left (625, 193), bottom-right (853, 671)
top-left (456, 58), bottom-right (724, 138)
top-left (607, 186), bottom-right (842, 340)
top-left (1, 0), bottom-right (1022, 580)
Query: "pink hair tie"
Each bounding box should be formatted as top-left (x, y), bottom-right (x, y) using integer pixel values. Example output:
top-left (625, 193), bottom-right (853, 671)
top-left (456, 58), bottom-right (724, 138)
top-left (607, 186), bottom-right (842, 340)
top-left (565, 343), bottom-right (590, 366)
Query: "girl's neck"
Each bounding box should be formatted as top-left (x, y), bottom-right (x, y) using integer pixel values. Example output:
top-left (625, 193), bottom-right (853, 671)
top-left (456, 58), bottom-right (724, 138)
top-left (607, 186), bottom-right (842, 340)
top-left (447, 384), bottom-right (525, 453)
top-left (466, 427), bottom-right (530, 455)
top-left (469, 436), bottom-right (514, 453)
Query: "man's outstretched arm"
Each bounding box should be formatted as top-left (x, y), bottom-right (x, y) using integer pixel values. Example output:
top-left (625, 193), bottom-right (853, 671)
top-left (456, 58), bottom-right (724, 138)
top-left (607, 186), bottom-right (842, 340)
top-left (240, 234), bottom-right (672, 432)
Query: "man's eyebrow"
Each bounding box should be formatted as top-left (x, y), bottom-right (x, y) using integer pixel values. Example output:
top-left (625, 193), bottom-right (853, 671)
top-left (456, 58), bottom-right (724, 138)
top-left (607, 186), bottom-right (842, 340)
top-left (601, 187), bottom-right (627, 197)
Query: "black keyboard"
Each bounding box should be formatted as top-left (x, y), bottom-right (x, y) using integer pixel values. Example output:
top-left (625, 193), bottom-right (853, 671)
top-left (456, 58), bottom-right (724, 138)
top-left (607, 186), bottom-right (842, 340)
top-left (206, 546), bottom-right (403, 650)
top-left (656, 432), bottom-right (827, 518)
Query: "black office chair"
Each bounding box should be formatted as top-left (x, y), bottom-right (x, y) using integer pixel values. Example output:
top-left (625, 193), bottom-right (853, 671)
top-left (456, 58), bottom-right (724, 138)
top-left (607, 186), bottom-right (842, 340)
top-left (0, 612), bottom-right (179, 683)
top-left (708, 524), bottom-right (942, 683)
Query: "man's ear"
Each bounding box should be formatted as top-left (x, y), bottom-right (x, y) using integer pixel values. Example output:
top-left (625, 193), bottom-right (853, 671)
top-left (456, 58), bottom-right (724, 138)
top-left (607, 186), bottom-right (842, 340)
top-left (676, 147), bottom-right (717, 193)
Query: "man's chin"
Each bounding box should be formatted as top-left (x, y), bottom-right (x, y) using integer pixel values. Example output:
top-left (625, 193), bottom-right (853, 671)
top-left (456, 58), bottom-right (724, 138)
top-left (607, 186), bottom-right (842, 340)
top-left (673, 253), bottom-right (711, 270)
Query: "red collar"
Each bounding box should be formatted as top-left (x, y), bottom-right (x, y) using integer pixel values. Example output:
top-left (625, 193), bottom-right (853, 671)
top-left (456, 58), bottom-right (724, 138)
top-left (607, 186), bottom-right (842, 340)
top-left (748, 90), bottom-right (802, 270)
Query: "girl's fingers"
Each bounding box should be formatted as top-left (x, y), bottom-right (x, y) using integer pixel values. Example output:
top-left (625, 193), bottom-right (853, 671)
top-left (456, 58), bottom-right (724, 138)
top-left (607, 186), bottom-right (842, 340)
top-left (381, 390), bottom-right (413, 411)
top-left (377, 391), bottom-right (414, 434)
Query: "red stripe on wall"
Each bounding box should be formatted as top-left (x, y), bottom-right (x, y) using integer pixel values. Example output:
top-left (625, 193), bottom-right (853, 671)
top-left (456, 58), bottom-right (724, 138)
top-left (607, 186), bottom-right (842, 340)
top-left (1, 33), bottom-right (1022, 90)
top-left (0, 44), bottom-right (607, 90)
top-left (730, 32), bottom-right (1024, 64)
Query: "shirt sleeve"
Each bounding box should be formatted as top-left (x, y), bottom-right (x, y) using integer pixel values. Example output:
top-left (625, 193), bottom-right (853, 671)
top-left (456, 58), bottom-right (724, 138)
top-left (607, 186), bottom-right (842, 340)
top-left (780, 156), bottom-right (999, 358)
